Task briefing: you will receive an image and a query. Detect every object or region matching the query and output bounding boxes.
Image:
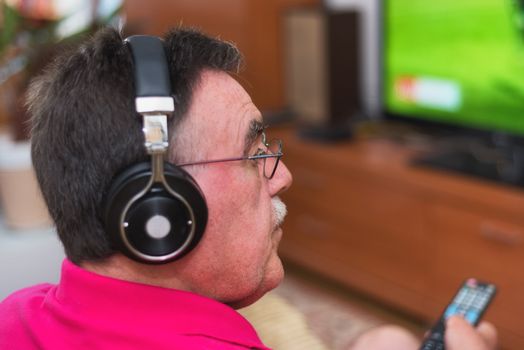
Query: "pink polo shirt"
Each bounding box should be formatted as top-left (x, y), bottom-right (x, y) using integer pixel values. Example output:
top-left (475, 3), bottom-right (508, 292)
top-left (0, 259), bottom-right (270, 350)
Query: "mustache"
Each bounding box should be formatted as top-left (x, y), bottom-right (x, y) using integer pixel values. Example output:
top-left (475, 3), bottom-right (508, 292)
top-left (272, 196), bottom-right (287, 227)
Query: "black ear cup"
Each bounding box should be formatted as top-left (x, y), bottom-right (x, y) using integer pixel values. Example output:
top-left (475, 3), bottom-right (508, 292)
top-left (104, 162), bottom-right (207, 263)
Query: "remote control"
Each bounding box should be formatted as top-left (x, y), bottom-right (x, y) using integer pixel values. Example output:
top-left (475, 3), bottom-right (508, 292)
top-left (419, 278), bottom-right (497, 350)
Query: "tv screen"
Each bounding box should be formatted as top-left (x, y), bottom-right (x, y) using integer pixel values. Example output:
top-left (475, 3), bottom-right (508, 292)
top-left (383, 0), bottom-right (524, 136)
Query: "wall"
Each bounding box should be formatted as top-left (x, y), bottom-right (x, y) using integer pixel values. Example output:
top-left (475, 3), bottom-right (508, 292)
top-left (124, 0), bottom-right (320, 113)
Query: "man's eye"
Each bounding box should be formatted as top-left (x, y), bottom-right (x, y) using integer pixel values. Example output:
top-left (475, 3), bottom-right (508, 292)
top-left (255, 148), bottom-right (266, 156)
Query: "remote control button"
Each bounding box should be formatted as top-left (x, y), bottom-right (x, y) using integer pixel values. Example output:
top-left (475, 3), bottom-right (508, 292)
top-left (465, 310), bottom-right (479, 324)
top-left (444, 305), bottom-right (457, 318)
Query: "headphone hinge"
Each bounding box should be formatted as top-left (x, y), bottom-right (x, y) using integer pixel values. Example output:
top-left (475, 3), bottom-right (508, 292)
top-left (143, 114), bottom-right (169, 155)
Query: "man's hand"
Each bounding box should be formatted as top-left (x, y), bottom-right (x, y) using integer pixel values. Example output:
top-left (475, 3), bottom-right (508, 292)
top-left (445, 316), bottom-right (497, 350)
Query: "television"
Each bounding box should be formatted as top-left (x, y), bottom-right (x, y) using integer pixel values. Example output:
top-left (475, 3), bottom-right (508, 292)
top-left (381, 0), bottom-right (524, 186)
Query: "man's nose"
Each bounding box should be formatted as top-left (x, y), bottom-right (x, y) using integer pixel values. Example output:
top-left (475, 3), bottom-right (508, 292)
top-left (269, 160), bottom-right (293, 196)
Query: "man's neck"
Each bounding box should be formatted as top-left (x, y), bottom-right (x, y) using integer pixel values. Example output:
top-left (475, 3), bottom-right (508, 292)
top-left (80, 254), bottom-right (191, 291)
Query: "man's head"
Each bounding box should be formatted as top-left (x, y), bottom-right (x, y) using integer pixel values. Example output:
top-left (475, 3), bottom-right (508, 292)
top-left (29, 27), bottom-right (243, 263)
top-left (28, 27), bottom-right (292, 307)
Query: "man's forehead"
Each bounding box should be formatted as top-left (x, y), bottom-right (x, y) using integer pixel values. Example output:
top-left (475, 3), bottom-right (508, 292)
top-left (186, 70), bottom-right (263, 153)
top-left (224, 96), bottom-right (262, 149)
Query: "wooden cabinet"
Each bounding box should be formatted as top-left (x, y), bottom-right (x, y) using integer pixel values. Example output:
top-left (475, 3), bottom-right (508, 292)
top-left (275, 128), bottom-right (524, 349)
top-left (428, 203), bottom-right (524, 347)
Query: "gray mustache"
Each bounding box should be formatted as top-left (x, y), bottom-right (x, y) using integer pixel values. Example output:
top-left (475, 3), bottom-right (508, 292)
top-left (272, 197), bottom-right (287, 227)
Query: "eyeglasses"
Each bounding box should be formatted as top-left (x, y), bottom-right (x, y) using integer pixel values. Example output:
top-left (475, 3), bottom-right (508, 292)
top-left (176, 133), bottom-right (283, 179)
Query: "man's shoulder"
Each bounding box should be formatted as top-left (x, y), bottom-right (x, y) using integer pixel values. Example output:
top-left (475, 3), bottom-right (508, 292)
top-left (0, 283), bottom-right (54, 312)
top-left (0, 284), bottom-right (55, 348)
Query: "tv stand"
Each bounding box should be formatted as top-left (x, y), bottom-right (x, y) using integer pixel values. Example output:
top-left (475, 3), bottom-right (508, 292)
top-left (412, 140), bottom-right (524, 188)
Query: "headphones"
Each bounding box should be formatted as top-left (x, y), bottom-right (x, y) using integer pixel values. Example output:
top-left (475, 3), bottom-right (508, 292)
top-left (104, 35), bottom-right (208, 264)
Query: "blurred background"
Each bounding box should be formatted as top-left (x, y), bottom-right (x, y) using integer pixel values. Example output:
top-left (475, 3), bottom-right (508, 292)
top-left (2, 0), bottom-right (524, 349)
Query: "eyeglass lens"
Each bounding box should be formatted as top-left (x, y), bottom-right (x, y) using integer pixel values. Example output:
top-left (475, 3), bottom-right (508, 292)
top-left (263, 139), bottom-right (282, 179)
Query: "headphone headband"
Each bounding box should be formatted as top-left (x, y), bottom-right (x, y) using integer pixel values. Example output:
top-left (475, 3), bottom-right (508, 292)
top-left (125, 35), bottom-right (175, 114)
